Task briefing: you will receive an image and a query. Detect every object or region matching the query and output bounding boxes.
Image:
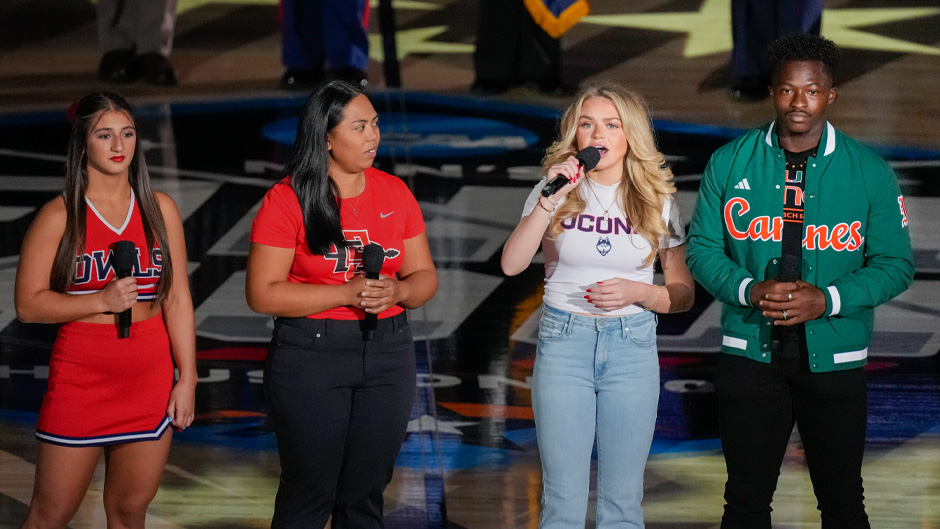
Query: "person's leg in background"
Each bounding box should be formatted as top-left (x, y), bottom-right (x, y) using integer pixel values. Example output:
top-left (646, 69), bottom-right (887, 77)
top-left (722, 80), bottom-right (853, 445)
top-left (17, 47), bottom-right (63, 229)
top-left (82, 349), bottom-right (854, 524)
top-left (133, 0), bottom-right (179, 86)
top-left (472, 0), bottom-right (566, 96)
top-left (729, 0), bottom-right (822, 101)
top-left (472, 0), bottom-right (519, 95)
top-left (322, 0), bottom-right (370, 86)
top-left (280, 0), bottom-right (326, 89)
top-left (96, 0), bottom-right (177, 85)
top-left (515, 2), bottom-right (567, 95)
top-left (715, 351), bottom-right (796, 529)
top-left (593, 312), bottom-right (660, 528)
top-left (96, 0), bottom-right (137, 83)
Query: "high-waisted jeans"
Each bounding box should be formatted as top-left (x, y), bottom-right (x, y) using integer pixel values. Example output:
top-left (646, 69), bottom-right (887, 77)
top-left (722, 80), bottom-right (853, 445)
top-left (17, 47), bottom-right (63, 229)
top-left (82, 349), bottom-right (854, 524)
top-left (532, 304), bottom-right (660, 529)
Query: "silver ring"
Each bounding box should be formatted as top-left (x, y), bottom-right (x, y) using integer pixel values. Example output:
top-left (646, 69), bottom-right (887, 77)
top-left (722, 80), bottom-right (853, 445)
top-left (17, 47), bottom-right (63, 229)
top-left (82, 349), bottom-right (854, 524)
top-left (782, 309), bottom-right (789, 320)
top-left (787, 292), bottom-right (792, 302)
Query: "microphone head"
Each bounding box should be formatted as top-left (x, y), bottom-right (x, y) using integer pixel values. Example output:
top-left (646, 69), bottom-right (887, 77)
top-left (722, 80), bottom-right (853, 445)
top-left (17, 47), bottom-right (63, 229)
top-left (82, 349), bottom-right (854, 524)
top-left (362, 243), bottom-right (385, 274)
top-left (576, 147), bottom-right (601, 172)
top-left (112, 240), bottom-right (137, 271)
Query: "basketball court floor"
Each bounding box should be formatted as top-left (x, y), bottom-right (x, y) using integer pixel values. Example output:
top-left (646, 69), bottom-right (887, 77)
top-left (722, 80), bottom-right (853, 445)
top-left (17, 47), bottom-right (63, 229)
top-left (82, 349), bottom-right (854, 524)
top-left (1, 1), bottom-right (938, 527)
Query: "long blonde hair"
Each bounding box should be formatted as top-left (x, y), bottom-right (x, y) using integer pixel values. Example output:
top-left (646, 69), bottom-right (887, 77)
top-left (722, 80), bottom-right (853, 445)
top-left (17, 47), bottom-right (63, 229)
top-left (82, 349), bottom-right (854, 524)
top-left (545, 84), bottom-right (676, 266)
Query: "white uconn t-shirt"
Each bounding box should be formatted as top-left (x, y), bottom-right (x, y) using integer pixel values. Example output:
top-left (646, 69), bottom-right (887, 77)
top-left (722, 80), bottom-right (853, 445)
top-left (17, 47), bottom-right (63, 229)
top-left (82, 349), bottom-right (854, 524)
top-left (522, 178), bottom-right (686, 316)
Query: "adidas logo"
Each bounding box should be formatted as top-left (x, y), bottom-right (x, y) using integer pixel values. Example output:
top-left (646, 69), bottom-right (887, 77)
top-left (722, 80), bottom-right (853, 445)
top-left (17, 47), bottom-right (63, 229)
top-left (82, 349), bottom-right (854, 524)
top-left (734, 178), bottom-right (751, 190)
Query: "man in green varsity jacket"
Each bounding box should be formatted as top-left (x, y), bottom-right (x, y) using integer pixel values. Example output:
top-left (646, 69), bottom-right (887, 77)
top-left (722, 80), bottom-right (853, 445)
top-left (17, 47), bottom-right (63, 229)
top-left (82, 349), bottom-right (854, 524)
top-left (686, 34), bottom-right (914, 529)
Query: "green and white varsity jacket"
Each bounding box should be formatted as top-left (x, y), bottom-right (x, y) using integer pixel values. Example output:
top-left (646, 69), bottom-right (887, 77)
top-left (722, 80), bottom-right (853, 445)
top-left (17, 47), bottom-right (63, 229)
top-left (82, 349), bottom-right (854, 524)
top-left (686, 121), bottom-right (914, 372)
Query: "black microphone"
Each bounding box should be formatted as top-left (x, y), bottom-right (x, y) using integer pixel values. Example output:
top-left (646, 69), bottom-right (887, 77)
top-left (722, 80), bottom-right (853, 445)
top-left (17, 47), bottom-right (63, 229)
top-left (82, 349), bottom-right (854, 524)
top-left (780, 254), bottom-right (801, 283)
top-left (361, 243), bottom-right (386, 341)
top-left (112, 240), bottom-right (137, 339)
top-left (540, 146), bottom-right (602, 197)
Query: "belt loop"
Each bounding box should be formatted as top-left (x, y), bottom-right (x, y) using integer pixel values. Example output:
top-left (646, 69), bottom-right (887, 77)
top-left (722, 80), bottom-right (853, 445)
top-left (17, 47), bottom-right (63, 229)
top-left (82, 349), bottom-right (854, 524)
top-left (621, 315), bottom-right (629, 339)
top-left (565, 311), bottom-right (574, 335)
top-left (323, 318), bottom-right (331, 337)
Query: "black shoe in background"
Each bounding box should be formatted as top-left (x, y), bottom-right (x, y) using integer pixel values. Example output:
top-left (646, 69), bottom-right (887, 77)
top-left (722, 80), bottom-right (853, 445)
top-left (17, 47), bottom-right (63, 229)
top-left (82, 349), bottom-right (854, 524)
top-left (281, 68), bottom-right (325, 90)
top-left (98, 49), bottom-right (137, 84)
top-left (470, 79), bottom-right (510, 95)
top-left (533, 79), bottom-right (575, 97)
top-left (328, 67), bottom-right (368, 88)
top-left (137, 53), bottom-right (178, 86)
top-left (728, 76), bottom-right (769, 102)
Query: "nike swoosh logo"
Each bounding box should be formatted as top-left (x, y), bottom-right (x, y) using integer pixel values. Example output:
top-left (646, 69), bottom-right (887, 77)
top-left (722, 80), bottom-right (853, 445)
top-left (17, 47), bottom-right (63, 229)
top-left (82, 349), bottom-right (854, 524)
top-left (380, 211), bottom-right (394, 218)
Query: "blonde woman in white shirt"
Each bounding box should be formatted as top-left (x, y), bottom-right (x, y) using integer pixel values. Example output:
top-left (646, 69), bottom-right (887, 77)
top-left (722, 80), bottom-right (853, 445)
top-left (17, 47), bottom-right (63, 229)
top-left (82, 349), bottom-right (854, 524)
top-left (502, 83), bottom-right (694, 529)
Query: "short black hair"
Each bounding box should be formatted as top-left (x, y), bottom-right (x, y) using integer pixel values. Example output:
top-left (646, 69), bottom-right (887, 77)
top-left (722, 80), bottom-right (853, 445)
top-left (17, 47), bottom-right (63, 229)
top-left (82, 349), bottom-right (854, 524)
top-left (766, 33), bottom-right (840, 82)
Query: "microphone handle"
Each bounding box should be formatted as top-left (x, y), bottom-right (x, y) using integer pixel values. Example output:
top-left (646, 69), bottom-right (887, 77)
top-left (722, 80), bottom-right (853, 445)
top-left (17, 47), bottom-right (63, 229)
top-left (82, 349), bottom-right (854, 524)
top-left (118, 309), bottom-right (131, 339)
top-left (541, 175), bottom-right (569, 197)
top-left (116, 267), bottom-right (133, 339)
top-left (363, 271), bottom-right (380, 341)
top-left (541, 159), bottom-right (587, 197)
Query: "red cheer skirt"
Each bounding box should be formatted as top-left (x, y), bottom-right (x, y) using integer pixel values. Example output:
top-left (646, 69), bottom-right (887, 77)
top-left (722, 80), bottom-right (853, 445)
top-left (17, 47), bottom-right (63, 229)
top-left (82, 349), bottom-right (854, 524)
top-left (36, 314), bottom-right (174, 446)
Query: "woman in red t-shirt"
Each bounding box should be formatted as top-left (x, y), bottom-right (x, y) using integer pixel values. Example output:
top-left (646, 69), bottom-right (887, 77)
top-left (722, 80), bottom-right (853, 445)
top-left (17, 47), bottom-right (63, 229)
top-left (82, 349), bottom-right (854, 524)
top-left (246, 80), bottom-right (438, 528)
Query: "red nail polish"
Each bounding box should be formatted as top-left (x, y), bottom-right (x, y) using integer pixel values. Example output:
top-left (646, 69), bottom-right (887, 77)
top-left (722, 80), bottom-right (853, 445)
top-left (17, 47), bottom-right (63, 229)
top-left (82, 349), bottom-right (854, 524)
top-left (587, 289), bottom-right (592, 292)
top-left (597, 281), bottom-right (603, 285)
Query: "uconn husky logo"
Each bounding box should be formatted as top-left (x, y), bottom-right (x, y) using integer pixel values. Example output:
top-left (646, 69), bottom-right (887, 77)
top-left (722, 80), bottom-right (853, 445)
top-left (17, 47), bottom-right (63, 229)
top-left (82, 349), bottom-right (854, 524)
top-left (596, 237), bottom-right (611, 256)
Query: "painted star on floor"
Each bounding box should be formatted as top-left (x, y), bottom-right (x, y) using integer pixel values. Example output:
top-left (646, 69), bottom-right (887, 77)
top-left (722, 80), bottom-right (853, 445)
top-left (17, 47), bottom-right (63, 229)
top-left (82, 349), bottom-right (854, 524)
top-left (582, 0), bottom-right (940, 57)
top-left (368, 26), bottom-right (475, 62)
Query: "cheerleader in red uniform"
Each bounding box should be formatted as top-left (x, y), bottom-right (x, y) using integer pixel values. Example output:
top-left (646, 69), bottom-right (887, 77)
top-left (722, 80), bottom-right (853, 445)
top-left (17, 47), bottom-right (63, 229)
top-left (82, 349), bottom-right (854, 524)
top-left (14, 92), bottom-right (196, 529)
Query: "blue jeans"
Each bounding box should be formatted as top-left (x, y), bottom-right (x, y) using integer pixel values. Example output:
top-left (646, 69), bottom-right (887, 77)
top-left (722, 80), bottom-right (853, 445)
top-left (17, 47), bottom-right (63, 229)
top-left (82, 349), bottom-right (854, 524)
top-left (533, 304), bottom-right (660, 529)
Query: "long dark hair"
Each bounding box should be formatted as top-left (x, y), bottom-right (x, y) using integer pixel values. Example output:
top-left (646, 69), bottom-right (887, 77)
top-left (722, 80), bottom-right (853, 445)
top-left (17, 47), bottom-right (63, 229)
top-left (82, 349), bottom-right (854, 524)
top-left (286, 80), bottom-right (367, 255)
top-left (50, 92), bottom-right (173, 305)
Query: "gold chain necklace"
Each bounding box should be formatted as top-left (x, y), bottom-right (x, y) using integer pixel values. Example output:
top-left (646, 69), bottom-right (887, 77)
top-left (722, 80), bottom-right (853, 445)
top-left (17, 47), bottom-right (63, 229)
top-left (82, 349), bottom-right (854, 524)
top-left (343, 178), bottom-right (366, 217)
top-left (586, 178), bottom-right (618, 219)
top-left (345, 194), bottom-right (363, 216)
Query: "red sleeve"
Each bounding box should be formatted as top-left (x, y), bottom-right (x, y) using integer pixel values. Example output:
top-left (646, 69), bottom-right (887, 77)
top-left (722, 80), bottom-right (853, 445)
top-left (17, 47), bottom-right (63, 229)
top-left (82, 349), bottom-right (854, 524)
top-left (250, 178), bottom-right (303, 249)
top-left (397, 178), bottom-right (425, 239)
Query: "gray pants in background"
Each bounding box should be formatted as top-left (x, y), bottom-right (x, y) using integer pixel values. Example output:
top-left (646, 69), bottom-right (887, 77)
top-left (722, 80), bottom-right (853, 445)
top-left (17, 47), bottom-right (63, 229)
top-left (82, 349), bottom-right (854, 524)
top-left (97, 0), bottom-right (177, 56)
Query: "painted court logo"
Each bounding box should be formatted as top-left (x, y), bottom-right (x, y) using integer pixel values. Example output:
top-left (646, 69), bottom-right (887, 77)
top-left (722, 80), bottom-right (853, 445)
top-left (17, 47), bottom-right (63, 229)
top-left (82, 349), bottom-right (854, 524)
top-left (596, 237), bottom-right (611, 256)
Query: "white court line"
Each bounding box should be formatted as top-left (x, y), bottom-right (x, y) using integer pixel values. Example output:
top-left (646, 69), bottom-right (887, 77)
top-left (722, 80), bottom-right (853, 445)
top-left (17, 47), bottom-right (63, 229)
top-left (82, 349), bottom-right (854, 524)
top-left (163, 464), bottom-right (268, 506)
top-left (0, 148), bottom-right (272, 188)
top-left (891, 160), bottom-right (940, 169)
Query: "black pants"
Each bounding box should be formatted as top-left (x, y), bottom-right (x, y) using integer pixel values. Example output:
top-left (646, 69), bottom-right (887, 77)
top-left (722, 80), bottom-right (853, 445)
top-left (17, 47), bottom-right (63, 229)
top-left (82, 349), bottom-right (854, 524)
top-left (715, 340), bottom-right (870, 529)
top-left (473, 0), bottom-right (562, 88)
top-left (730, 0), bottom-right (823, 80)
top-left (264, 314), bottom-right (416, 529)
